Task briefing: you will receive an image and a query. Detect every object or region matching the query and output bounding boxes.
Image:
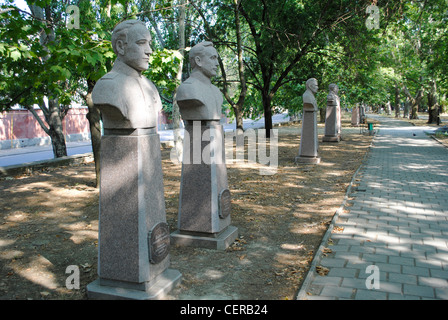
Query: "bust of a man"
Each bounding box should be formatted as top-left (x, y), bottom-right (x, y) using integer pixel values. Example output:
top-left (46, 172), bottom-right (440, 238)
top-left (176, 41), bottom-right (223, 121)
top-left (327, 83), bottom-right (340, 106)
top-left (92, 20), bottom-right (162, 129)
top-left (303, 78), bottom-right (318, 112)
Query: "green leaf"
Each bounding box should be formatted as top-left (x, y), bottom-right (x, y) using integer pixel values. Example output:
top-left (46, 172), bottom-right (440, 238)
top-left (9, 49), bottom-right (21, 61)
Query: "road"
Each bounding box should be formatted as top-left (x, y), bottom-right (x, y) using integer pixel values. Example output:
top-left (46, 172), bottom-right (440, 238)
top-left (0, 113), bottom-right (291, 167)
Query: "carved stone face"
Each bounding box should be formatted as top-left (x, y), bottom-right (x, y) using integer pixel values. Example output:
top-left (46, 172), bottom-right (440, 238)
top-left (308, 79), bottom-right (318, 94)
top-left (118, 24), bottom-right (152, 72)
top-left (330, 84), bottom-right (339, 94)
top-left (195, 46), bottom-right (219, 78)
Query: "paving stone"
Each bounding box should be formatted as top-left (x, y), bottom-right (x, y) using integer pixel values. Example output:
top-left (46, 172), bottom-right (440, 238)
top-left (389, 256), bottom-right (415, 266)
top-left (354, 289), bottom-right (387, 300)
top-left (341, 277), bottom-right (369, 290)
top-left (417, 276), bottom-right (448, 288)
top-left (297, 115), bottom-right (448, 300)
top-left (388, 272), bottom-right (417, 285)
top-left (320, 286), bottom-right (354, 299)
top-left (327, 267), bottom-right (358, 278)
top-left (403, 284), bottom-right (435, 298)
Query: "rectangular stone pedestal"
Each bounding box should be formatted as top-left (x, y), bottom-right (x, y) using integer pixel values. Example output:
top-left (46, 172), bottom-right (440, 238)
top-left (87, 269), bottom-right (182, 300)
top-left (297, 110), bottom-right (319, 163)
top-left (323, 103), bottom-right (341, 143)
top-left (88, 129), bottom-right (181, 299)
top-left (173, 121), bottom-right (237, 249)
top-left (295, 155), bottom-right (321, 164)
top-left (171, 225), bottom-right (238, 250)
top-left (323, 135), bottom-right (341, 142)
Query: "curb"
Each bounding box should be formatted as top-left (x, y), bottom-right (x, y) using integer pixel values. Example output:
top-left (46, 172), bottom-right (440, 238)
top-left (0, 153), bottom-right (94, 177)
top-left (295, 132), bottom-right (375, 300)
top-left (0, 141), bottom-right (177, 178)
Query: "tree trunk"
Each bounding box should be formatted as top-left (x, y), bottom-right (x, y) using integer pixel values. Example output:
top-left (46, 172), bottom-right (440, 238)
top-left (85, 80), bottom-right (101, 187)
top-left (47, 98), bottom-right (67, 158)
top-left (29, 3), bottom-right (68, 158)
top-left (171, 0), bottom-right (186, 163)
top-left (394, 84), bottom-right (400, 118)
top-left (410, 91), bottom-right (422, 120)
top-left (262, 93), bottom-right (273, 138)
top-left (211, 0), bottom-right (246, 132)
top-left (232, 105), bottom-right (244, 129)
top-left (232, 0), bottom-right (247, 131)
top-left (427, 79), bottom-right (438, 124)
top-left (319, 108), bottom-right (325, 123)
top-left (403, 84), bottom-right (423, 120)
top-left (403, 98), bottom-right (410, 119)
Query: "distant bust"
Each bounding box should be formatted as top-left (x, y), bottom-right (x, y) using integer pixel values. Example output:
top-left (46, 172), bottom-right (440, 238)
top-left (327, 83), bottom-right (340, 106)
top-left (176, 41), bottom-right (223, 121)
top-left (92, 20), bottom-right (162, 129)
top-left (303, 78), bottom-right (318, 112)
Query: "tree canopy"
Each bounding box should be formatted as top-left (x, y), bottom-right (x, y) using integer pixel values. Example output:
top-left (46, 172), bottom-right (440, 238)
top-left (1, 0), bottom-right (447, 147)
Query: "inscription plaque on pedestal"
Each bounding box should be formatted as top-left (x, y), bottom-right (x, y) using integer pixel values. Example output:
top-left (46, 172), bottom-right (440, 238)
top-left (219, 189), bottom-right (231, 219)
top-left (149, 222), bottom-right (170, 264)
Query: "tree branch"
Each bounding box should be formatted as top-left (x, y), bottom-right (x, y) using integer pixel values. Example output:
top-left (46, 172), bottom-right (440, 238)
top-left (25, 105), bottom-right (50, 135)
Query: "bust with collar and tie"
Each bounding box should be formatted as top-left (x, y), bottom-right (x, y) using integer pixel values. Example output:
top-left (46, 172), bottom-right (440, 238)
top-left (175, 41), bottom-right (223, 121)
top-left (88, 20), bottom-right (181, 300)
top-left (92, 19), bottom-right (162, 130)
top-left (171, 41), bottom-right (238, 251)
top-left (296, 78), bottom-right (321, 164)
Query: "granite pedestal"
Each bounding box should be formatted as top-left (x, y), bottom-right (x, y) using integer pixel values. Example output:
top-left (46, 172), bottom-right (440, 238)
top-left (351, 106), bottom-right (360, 126)
top-left (323, 104), bottom-right (341, 142)
top-left (87, 128), bottom-right (181, 299)
top-left (296, 110), bottom-right (321, 164)
top-left (171, 121), bottom-right (238, 250)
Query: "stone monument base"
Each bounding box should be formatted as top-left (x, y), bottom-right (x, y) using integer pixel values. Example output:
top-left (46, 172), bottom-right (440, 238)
top-left (171, 225), bottom-right (238, 250)
top-left (295, 156), bottom-right (321, 164)
top-left (87, 269), bottom-right (182, 300)
top-left (322, 135), bottom-right (341, 142)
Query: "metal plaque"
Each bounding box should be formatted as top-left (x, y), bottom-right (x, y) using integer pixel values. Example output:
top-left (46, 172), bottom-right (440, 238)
top-left (148, 222), bottom-right (170, 264)
top-left (218, 189), bottom-right (231, 219)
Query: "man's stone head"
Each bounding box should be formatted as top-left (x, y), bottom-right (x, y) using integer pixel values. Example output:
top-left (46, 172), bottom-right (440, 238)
top-left (189, 41), bottom-right (219, 78)
top-left (111, 20), bottom-right (152, 72)
top-left (329, 83), bottom-right (338, 94)
top-left (306, 78), bottom-right (318, 93)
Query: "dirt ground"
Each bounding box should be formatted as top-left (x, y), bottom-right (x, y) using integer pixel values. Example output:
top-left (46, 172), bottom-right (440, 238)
top-left (0, 115), bottom-right (374, 300)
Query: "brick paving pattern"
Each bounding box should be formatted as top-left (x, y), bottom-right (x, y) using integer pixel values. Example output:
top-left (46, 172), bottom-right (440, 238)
top-left (297, 115), bottom-right (448, 300)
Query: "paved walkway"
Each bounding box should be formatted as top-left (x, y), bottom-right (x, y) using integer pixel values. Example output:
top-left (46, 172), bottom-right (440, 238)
top-left (297, 115), bottom-right (448, 300)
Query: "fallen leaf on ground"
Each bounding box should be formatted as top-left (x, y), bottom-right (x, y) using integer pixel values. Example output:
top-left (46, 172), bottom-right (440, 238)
top-left (316, 266), bottom-right (329, 276)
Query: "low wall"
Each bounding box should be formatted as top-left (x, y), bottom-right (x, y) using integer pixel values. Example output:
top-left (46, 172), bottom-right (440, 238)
top-left (0, 108), bottom-right (173, 150)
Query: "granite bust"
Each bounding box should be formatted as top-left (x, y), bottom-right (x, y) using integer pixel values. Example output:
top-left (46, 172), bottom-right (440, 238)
top-left (171, 41), bottom-right (238, 250)
top-left (176, 41), bottom-right (223, 121)
top-left (303, 78), bottom-right (319, 112)
top-left (323, 83), bottom-right (341, 142)
top-left (92, 20), bottom-right (162, 129)
top-left (87, 20), bottom-right (181, 299)
top-left (327, 84), bottom-right (340, 108)
top-left (296, 78), bottom-right (320, 164)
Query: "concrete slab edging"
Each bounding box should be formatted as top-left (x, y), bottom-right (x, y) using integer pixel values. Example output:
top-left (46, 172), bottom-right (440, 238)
top-left (0, 141), bottom-right (176, 178)
top-left (0, 153), bottom-right (94, 177)
top-left (296, 134), bottom-right (375, 300)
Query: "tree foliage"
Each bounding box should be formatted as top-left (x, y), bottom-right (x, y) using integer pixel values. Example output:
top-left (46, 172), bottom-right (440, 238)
top-left (1, 0), bottom-right (448, 162)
